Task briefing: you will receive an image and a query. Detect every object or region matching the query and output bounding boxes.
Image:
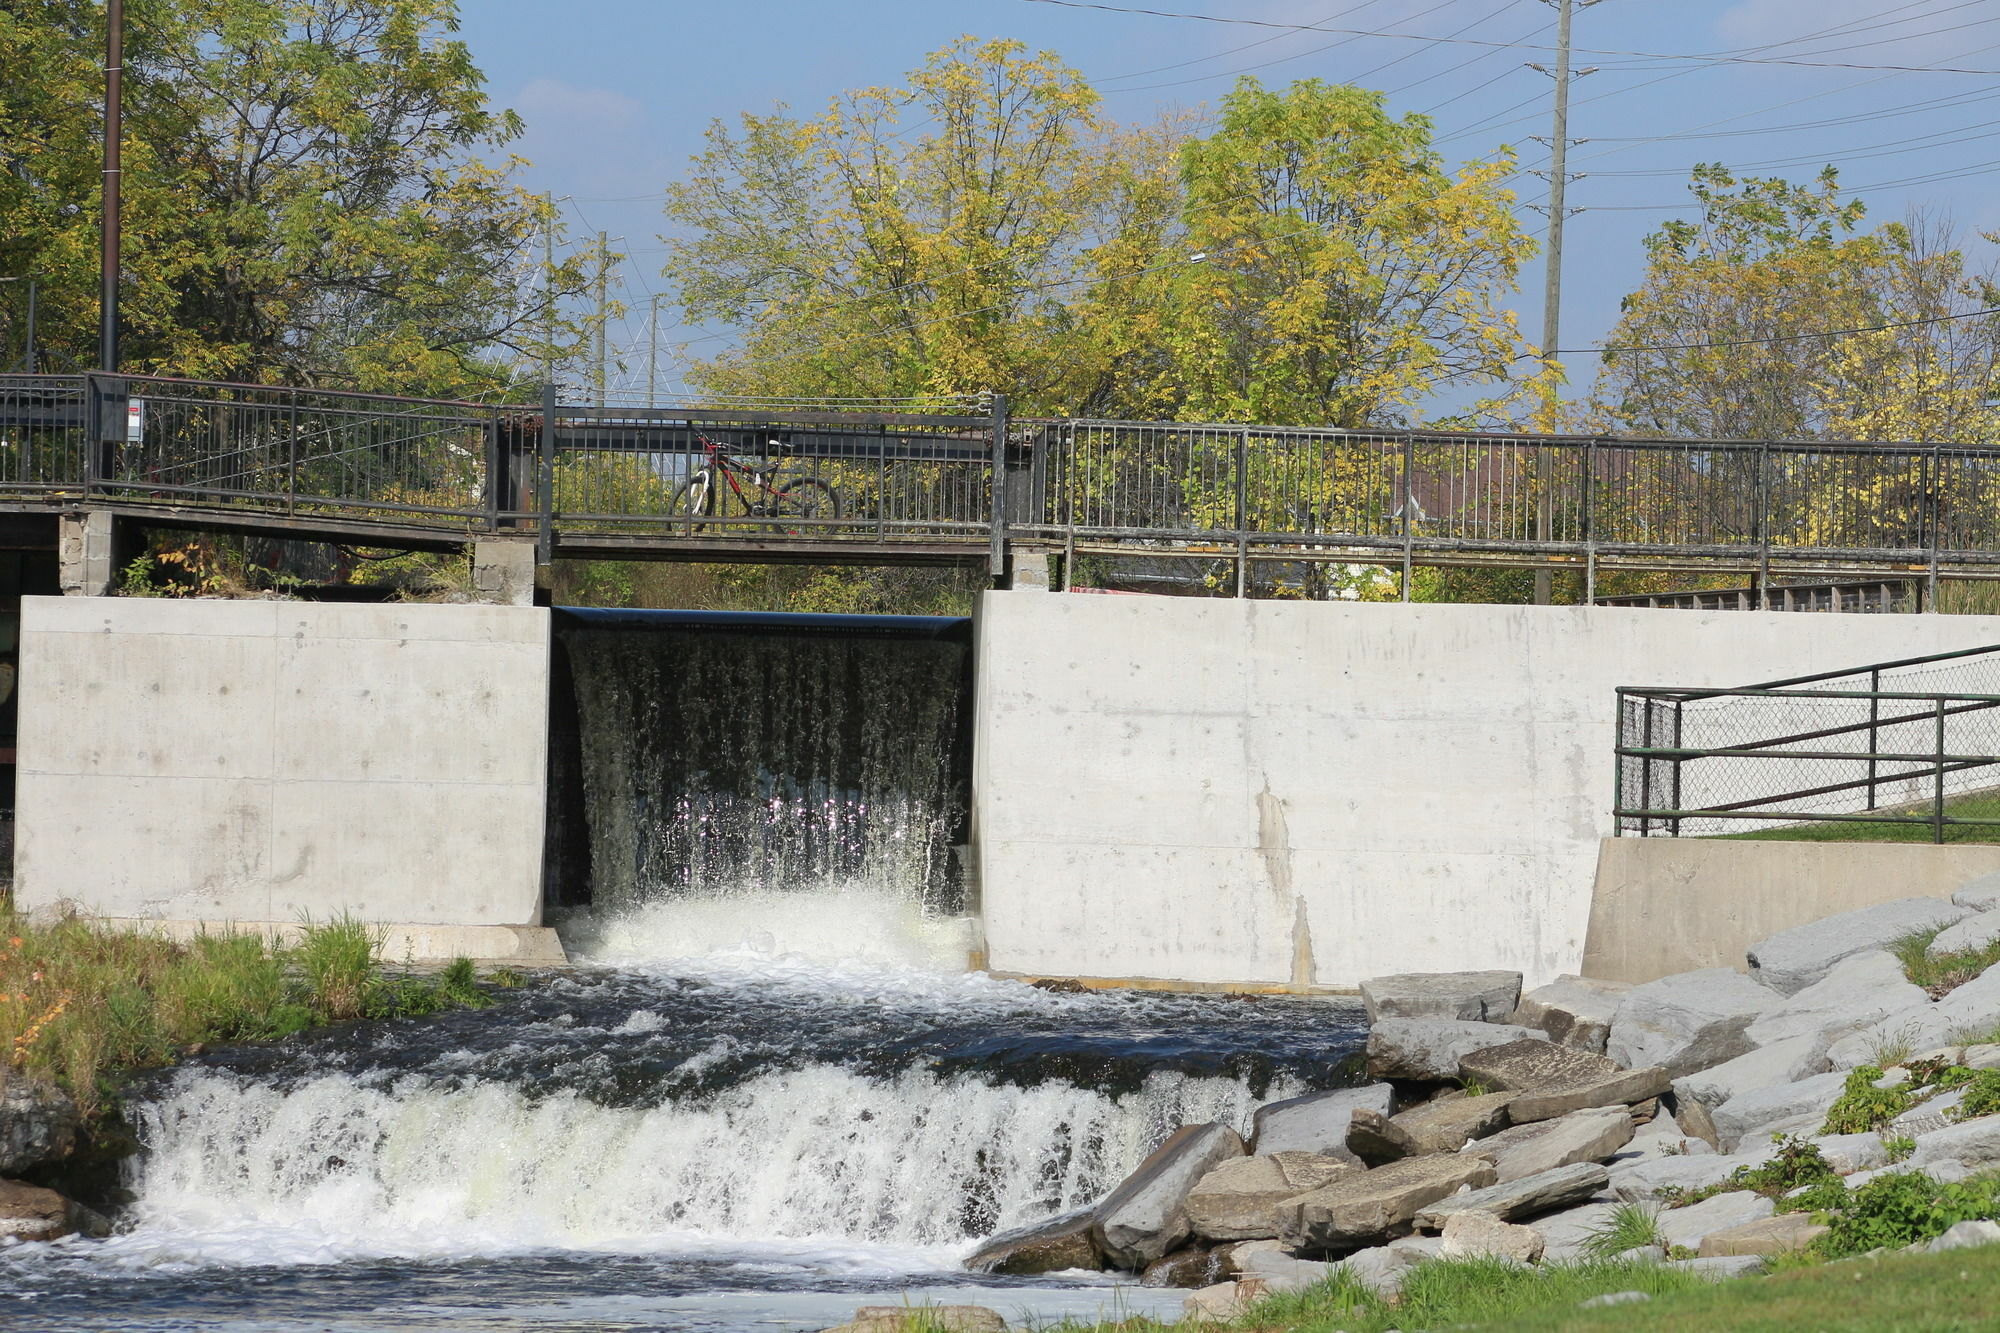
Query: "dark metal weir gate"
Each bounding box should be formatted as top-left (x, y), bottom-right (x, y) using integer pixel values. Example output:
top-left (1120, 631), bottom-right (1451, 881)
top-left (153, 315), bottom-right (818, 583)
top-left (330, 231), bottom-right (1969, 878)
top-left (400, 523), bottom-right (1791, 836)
top-left (8, 372), bottom-right (2000, 588)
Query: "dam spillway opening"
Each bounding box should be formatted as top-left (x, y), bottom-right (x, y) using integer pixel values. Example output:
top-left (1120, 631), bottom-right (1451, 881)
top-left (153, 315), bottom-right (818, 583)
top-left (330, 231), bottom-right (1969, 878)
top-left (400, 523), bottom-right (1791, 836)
top-left (543, 608), bottom-right (976, 964)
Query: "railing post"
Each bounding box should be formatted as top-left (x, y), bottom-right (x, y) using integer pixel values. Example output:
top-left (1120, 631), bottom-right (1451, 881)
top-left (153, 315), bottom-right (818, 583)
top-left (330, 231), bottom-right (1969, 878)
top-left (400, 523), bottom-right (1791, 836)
top-left (987, 392), bottom-right (1009, 581)
top-left (1234, 428), bottom-right (1249, 598)
top-left (286, 387), bottom-right (299, 516)
top-left (1670, 702), bottom-right (1683, 838)
top-left (1936, 694), bottom-right (1949, 844)
top-left (1400, 431), bottom-right (1415, 602)
top-left (1756, 442), bottom-right (1772, 609)
top-left (1867, 668), bottom-right (1882, 811)
top-left (1583, 435), bottom-right (1597, 604)
top-left (1614, 689), bottom-right (1627, 836)
top-left (1928, 443), bottom-right (1943, 613)
top-left (1639, 696), bottom-right (1655, 837)
top-left (537, 383), bottom-right (557, 567)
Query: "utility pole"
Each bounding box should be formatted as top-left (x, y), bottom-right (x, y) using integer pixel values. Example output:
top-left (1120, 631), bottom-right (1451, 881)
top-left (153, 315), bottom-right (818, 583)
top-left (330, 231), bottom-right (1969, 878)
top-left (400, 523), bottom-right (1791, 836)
top-left (100, 0), bottom-right (124, 373)
top-left (592, 230), bottom-right (608, 407)
top-left (648, 294), bottom-right (661, 410)
top-left (541, 194), bottom-right (555, 390)
top-left (1529, 0), bottom-right (1600, 604)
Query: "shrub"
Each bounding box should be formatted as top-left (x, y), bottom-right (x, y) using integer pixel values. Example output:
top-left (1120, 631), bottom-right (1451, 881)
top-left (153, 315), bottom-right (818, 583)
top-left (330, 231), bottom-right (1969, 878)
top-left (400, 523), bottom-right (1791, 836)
top-left (1664, 1135), bottom-right (1838, 1207)
top-left (1816, 1170), bottom-right (2000, 1259)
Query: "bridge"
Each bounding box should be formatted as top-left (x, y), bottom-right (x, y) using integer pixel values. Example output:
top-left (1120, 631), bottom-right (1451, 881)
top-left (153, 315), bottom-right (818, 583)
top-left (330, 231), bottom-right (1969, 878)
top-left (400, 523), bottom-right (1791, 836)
top-left (3, 371), bottom-right (1997, 600)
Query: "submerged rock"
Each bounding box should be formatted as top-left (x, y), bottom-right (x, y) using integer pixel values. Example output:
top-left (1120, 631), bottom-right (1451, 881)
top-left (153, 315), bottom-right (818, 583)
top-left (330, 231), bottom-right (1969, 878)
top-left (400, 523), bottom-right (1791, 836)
top-left (963, 1206), bottom-right (1101, 1275)
top-left (1141, 1245), bottom-right (1232, 1288)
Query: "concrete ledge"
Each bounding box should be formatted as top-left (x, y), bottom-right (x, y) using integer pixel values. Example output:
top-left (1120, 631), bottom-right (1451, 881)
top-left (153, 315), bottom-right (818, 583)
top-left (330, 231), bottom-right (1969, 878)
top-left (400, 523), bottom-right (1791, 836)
top-left (43, 917), bottom-right (569, 967)
top-left (983, 970), bottom-right (1358, 997)
top-left (1581, 838), bottom-right (2000, 984)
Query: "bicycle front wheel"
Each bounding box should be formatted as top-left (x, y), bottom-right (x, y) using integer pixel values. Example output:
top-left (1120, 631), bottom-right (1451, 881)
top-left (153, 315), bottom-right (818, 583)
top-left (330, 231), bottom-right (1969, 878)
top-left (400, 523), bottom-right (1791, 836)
top-left (671, 470), bottom-right (716, 532)
top-left (777, 476), bottom-right (842, 532)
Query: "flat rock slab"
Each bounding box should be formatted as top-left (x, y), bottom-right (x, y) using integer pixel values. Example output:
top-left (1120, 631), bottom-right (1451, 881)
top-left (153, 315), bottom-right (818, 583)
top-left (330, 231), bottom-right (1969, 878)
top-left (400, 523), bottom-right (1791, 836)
top-left (1711, 1071), bottom-right (1849, 1149)
top-left (1415, 1162), bottom-right (1609, 1228)
top-left (1675, 1033), bottom-right (1832, 1115)
top-left (1360, 971), bottom-right (1523, 1024)
top-left (1749, 897), bottom-right (1970, 996)
top-left (1746, 951), bottom-right (1929, 1049)
top-left (1910, 1113), bottom-right (2000, 1172)
top-left (1282, 1153), bottom-right (1497, 1249)
top-left (1093, 1123), bottom-right (1246, 1268)
top-left (1929, 909), bottom-right (2000, 959)
top-left (1607, 968), bottom-right (1778, 1079)
top-left (1954, 872), bottom-right (2000, 914)
top-left (1367, 1019), bottom-right (1540, 1083)
top-left (1187, 1152), bottom-right (1352, 1242)
top-left (1698, 1213), bottom-right (1827, 1258)
top-left (1656, 1190), bottom-right (1775, 1252)
top-left (1468, 1105), bottom-right (1634, 1183)
top-left (1828, 964), bottom-right (2000, 1069)
top-left (1350, 1092), bottom-right (1516, 1165)
top-left (1513, 975), bottom-right (1632, 1054)
top-left (1459, 1039), bottom-right (1617, 1094)
top-left (1251, 1085), bottom-right (1396, 1163)
top-left (966, 1205), bottom-right (1102, 1275)
top-left (1510, 1066), bottom-right (1669, 1123)
top-left (1609, 1146), bottom-right (1774, 1202)
top-left (1808, 1132), bottom-right (1889, 1176)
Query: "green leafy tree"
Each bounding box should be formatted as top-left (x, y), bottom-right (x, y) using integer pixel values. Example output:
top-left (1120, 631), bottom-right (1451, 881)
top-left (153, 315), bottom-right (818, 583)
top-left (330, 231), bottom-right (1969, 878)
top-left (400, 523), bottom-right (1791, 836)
top-left (0, 0), bottom-right (594, 396)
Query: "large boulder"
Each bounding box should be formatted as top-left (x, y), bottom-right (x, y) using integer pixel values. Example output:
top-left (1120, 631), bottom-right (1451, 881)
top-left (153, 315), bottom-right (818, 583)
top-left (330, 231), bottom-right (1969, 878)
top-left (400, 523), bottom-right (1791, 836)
top-left (1710, 1071), bottom-right (1848, 1149)
top-left (1698, 1213), bottom-right (1827, 1258)
top-left (1414, 1162), bottom-right (1609, 1228)
top-left (1747, 897), bottom-right (1970, 996)
top-left (1909, 1114), bottom-right (2000, 1173)
top-left (1531, 1200), bottom-right (1625, 1262)
top-left (1281, 1154), bottom-right (1496, 1249)
top-left (1828, 964), bottom-right (2000, 1068)
top-left (0, 1179), bottom-right (106, 1242)
top-left (1467, 1106), bottom-right (1634, 1182)
top-left (1439, 1210), bottom-right (1544, 1264)
top-left (1654, 1191), bottom-right (1775, 1252)
top-left (1459, 1039), bottom-right (1618, 1094)
top-left (1093, 1124), bottom-right (1246, 1268)
top-left (1185, 1153), bottom-right (1350, 1242)
top-left (0, 1075), bottom-right (78, 1176)
top-left (1929, 909), bottom-right (2000, 960)
top-left (1509, 1070), bottom-right (1670, 1124)
top-left (1347, 1092), bottom-right (1515, 1165)
top-left (1366, 1019), bottom-right (1539, 1082)
top-left (1606, 969), bottom-right (1777, 1078)
top-left (1511, 976), bottom-right (1633, 1054)
top-left (1359, 971), bottom-right (1523, 1024)
top-left (1954, 872), bottom-right (2000, 914)
top-left (1808, 1132), bottom-right (1890, 1176)
top-left (1250, 1085), bottom-right (1396, 1162)
top-left (965, 1206), bottom-right (1102, 1275)
top-left (1673, 1033), bottom-right (1832, 1114)
top-left (1744, 951), bottom-right (1928, 1048)
top-left (1334, 1244), bottom-right (1424, 1299)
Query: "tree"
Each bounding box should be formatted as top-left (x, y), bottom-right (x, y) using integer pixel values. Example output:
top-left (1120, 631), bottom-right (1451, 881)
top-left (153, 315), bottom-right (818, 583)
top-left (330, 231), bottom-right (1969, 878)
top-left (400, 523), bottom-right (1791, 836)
top-left (0, 0), bottom-right (594, 397)
top-left (663, 37), bottom-right (1179, 413)
top-left (1115, 78), bottom-right (1540, 431)
top-left (1595, 165), bottom-right (2000, 445)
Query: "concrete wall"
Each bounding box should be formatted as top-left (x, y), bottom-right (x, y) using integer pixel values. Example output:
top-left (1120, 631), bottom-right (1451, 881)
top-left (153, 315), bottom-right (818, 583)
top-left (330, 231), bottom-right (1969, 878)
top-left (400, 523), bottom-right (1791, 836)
top-left (972, 594), bottom-right (2000, 990)
top-left (14, 597), bottom-right (557, 958)
top-left (1582, 837), bottom-right (2000, 985)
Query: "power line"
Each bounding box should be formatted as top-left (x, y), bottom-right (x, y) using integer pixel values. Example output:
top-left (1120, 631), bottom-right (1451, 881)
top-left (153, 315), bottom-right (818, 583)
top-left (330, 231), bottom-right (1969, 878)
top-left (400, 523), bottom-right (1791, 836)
top-left (1015, 0), bottom-right (2000, 74)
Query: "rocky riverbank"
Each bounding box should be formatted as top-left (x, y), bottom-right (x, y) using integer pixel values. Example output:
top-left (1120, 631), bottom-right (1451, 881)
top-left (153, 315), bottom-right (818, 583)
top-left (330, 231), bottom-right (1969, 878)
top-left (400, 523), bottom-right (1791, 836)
top-left (966, 876), bottom-right (2000, 1319)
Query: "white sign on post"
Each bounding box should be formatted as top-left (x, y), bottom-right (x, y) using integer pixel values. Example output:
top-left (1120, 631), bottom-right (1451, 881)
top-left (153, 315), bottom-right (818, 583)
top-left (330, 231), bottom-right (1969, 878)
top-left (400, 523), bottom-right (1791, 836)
top-left (125, 399), bottom-right (144, 443)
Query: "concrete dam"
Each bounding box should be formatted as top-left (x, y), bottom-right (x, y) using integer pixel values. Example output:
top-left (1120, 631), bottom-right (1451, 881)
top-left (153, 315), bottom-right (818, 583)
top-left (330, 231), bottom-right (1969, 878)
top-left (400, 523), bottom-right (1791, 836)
top-left (20, 592), bottom-right (2000, 987)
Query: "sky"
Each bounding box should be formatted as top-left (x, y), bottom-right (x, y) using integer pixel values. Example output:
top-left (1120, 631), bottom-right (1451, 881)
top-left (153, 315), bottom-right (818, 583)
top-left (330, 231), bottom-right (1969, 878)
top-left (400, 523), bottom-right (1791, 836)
top-left (456, 0), bottom-right (2000, 410)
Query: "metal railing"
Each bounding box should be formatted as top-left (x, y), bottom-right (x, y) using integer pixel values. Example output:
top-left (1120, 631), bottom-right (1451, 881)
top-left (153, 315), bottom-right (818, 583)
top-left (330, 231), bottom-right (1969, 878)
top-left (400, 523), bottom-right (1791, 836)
top-left (1616, 645), bottom-right (2000, 842)
top-left (10, 374), bottom-right (2000, 589)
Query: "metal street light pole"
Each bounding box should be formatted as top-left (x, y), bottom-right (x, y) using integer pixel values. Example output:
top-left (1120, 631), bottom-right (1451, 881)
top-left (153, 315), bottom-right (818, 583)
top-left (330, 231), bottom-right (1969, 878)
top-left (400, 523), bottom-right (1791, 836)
top-left (101, 0), bottom-right (124, 373)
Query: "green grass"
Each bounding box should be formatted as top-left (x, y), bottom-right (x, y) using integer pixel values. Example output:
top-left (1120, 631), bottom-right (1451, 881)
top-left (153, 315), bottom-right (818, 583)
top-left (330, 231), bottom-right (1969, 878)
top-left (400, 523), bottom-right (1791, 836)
top-left (0, 907), bottom-right (489, 1116)
top-left (1890, 926), bottom-right (2000, 1000)
top-left (1579, 1202), bottom-right (1667, 1258)
top-left (1714, 790), bottom-right (2000, 845)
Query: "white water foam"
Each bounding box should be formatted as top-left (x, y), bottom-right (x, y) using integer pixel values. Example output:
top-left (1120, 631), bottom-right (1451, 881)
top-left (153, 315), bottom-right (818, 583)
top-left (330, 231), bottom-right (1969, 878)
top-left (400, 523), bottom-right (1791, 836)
top-left (120, 1063), bottom-right (1283, 1268)
top-left (561, 884), bottom-right (974, 973)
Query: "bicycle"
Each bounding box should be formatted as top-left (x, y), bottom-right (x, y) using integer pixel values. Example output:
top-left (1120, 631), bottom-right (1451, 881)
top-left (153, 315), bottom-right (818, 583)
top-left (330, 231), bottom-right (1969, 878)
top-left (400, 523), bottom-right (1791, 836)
top-left (670, 432), bottom-right (843, 534)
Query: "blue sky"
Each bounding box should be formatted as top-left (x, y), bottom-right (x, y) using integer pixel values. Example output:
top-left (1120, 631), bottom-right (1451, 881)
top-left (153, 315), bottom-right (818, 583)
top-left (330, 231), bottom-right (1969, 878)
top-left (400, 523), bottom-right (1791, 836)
top-left (458, 0), bottom-right (2000, 409)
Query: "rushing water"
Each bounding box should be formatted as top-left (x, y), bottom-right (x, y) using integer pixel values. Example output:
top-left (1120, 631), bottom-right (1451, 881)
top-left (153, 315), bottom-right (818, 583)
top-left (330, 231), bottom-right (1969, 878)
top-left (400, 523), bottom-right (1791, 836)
top-left (0, 612), bottom-right (1369, 1331)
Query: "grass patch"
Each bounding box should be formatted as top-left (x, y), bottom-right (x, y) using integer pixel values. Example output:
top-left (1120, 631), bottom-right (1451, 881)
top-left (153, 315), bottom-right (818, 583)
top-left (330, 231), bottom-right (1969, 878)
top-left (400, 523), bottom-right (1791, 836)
top-left (1713, 789), bottom-right (2000, 845)
top-left (1891, 926), bottom-right (2000, 999)
top-left (1661, 1135), bottom-right (1840, 1208)
top-left (0, 908), bottom-right (490, 1116)
top-left (1580, 1202), bottom-right (1665, 1258)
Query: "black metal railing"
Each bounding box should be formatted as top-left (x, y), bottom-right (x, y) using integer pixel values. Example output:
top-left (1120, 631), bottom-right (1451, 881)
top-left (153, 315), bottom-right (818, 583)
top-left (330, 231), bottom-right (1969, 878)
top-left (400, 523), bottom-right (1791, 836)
top-left (1616, 645), bottom-right (2000, 842)
top-left (12, 374), bottom-right (2000, 589)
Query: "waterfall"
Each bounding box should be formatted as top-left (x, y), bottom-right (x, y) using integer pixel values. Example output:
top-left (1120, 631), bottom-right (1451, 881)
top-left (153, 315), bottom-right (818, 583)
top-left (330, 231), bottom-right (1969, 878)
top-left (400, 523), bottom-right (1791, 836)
top-left (548, 610), bottom-right (973, 921)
